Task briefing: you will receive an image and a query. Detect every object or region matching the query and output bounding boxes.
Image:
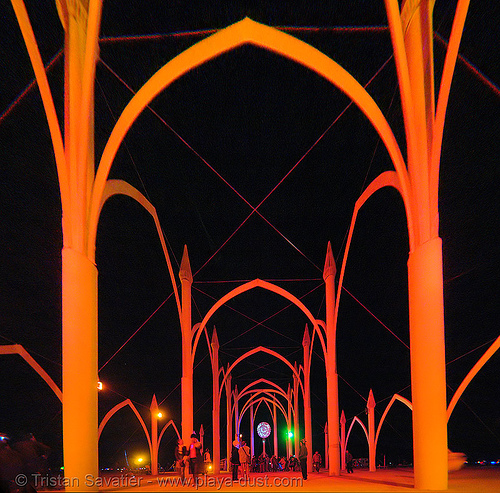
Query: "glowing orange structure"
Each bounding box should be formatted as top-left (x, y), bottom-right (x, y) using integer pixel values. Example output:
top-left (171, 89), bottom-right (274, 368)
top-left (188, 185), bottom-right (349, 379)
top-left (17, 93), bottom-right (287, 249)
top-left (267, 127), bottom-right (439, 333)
top-left (8, 0), bottom-right (474, 490)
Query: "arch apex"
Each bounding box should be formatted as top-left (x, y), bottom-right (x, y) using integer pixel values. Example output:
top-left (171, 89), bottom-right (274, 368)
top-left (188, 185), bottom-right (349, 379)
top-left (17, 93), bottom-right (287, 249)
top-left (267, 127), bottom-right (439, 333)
top-left (179, 245), bottom-right (193, 283)
top-left (302, 324), bottom-right (310, 347)
top-left (323, 241), bottom-right (336, 281)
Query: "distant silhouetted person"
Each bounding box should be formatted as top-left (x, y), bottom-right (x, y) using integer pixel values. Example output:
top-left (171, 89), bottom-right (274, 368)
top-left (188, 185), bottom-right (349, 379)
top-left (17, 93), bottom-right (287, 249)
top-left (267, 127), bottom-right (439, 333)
top-left (312, 451), bottom-right (321, 472)
top-left (238, 441), bottom-right (250, 479)
top-left (203, 448), bottom-right (211, 474)
top-left (188, 433), bottom-right (202, 483)
top-left (175, 438), bottom-right (188, 480)
top-left (230, 440), bottom-right (240, 481)
top-left (346, 450), bottom-right (354, 473)
top-left (298, 439), bottom-right (308, 480)
top-left (259, 451), bottom-right (267, 472)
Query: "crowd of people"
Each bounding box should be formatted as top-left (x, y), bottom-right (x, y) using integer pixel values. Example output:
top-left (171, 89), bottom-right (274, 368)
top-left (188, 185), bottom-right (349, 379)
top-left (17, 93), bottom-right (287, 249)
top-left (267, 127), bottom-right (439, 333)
top-left (174, 434), bottom-right (318, 483)
top-left (228, 437), bottom-right (313, 481)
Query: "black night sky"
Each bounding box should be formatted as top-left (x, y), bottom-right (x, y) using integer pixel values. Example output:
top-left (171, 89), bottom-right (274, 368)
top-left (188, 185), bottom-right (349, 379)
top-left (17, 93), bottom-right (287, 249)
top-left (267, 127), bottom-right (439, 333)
top-left (0, 0), bottom-right (499, 472)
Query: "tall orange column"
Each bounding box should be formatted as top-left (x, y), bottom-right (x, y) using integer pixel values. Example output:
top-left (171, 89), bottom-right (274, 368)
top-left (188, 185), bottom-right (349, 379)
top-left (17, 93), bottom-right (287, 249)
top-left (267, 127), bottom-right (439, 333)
top-left (286, 385), bottom-right (292, 458)
top-left (339, 412), bottom-right (345, 471)
top-left (273, 403), bottom-right (278, 457)
top-left (225, 370), bottom-right (232, 469)
top-left (211, 328), bottom-right (220, 474)
top-left (324, 242), bottom-right (340, 475)
top-left (408, 237), bottom-right (447, 489)
top-left (250, 403), bottom-right (255, 458)
top-left (62, 247), bottom-right (98, 491)
top-left (234, 386), bottom-right (239, 436)
top-left (385, 1), bottom-right (452, 488)
top-left (150, 395), bottom-right (159, 475)
top-left (179, 246), bottom-right (194, 445)
top-left (367, 390), bottom-right (376, 472)
top-left (61, 2), bottom-right (101, 488)
top-left (324, 422), bottom-right (329, 469)
top-left (293, 364), bottom-right (299, 456)
top-left (302, 326), bottom-right (313, 472)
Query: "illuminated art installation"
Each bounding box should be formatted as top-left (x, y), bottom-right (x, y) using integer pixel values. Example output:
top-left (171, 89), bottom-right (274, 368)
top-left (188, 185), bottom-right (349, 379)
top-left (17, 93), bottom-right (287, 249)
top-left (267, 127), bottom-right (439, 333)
top-left (257, 422), bottom-right (271, 439)
top-left (257, 422), bottom-right (271, 456)
top-left (6, 0), bottom-right (479, 490)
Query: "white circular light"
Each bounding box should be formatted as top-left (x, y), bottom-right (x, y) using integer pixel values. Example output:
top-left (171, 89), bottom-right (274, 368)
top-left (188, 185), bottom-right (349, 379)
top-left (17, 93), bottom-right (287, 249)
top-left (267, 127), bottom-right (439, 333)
top-left (257, 422), bottom-right (271, 438)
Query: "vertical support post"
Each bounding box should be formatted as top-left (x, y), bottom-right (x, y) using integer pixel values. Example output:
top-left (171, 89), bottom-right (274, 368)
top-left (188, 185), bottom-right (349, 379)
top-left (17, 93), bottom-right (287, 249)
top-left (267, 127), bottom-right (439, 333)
top-left (200, 424), bottom-right (204, 451)
top-left (273, 403), bottom-right (278, 457)
top-left (211, 328), bottom-right (220, 474)
top-left (59, 2), bottom-right (102, 490)
top-left (150, 395), bottom-right (159, 475)
top-left (293, 365), bottom-right (299, 456)
top-left (367, 390), bottom-right (376, 472)
top-left (225, 370), bottom-right (232, 470)
top-left (385, 1), bottom-right (456, 488)
top-left (62, 247), bottom-right (98, 491)
top-left (408, 237), bottom-right (448, 489)
top-left (302, 326), bottom-right (313, 472)
top-left (324, 242), bottom-right (340, 476)
top-left (250, 404), bottom-right (255, 458)
top-left (234, 386), bottom-right (239, 437)
top-left (340, 411), bottom-right (346, 471)
top-left (287, 385), bottom-right (292, 458)
top-left (324, 423), bottom-right (329, 470)
top-left (179, 246), bottom-right (193, 445)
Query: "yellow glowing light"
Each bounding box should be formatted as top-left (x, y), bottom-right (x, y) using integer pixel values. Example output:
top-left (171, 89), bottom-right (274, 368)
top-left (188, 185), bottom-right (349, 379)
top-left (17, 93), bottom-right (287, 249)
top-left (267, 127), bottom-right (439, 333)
top-left (97, 381), bottom-right (103, 390)
top-left (157, 412), bottom-right (163, 418)
top-left (137, 457), bottom-right (143, 463)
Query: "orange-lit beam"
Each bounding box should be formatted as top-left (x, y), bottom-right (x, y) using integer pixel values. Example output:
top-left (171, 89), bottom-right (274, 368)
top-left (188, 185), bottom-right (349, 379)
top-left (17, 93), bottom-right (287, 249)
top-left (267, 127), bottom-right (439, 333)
top-left (88, 179), bottom-right (181, 320)
top-left (345, 416), bottom-right (369, 448)
top-left (0, 344), bottom-right (62, 401)
top-left (430, 0), bottom-right (471, 235)
top-left (447, 335), bottom-right (500, 420)
top-left (157, 419), bottom-right (181, 449)
top-left (334, 171), bottom-right (409, 335)
top-left (9, 0), bottom-right (70, 237)
top-left (375, 394), bottom-right (412, 450)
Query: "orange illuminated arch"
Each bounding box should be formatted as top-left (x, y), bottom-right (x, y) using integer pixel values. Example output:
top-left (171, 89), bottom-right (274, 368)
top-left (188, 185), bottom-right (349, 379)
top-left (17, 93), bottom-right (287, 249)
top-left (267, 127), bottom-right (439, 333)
top-left (219, 346), bottom-right (304, 401)
top-left (374, 393), bottom-right (413, 449)
top-left (89, 179), bottom-right (182, 320)
top-left (238, 378), bottom-right (290, 401)
top-left (192, 278), bottom-right (320, 365)
top-left (346, 416), bottom-right (369, 449)
top-left (447, 334), bottom-right (500, 420)
top-left (0, 344), bottom-right (62, 402)
top-left (90, 17), bottom-right (413, 241)
top-left (334, 171), bottom-right (410, 333)
top-left (158, 419), bottom-right (181, 449)
top-left (238, 391), bottom-right (289, 430)
top-left (98, 399), bottom-right (152, 451)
